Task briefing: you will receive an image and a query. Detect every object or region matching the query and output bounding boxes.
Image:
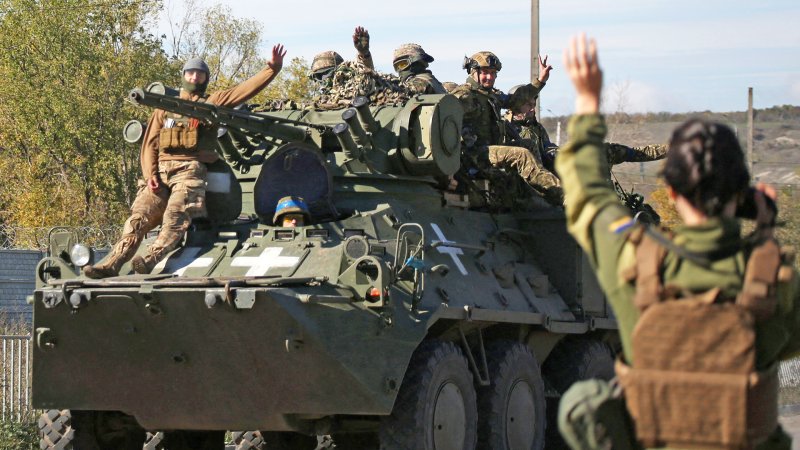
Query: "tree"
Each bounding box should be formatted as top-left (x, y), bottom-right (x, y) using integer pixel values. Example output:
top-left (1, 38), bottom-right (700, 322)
top-left (0, 0), bottom-right (172, 228)
top-left (163, 0), bottom-right (313, 103)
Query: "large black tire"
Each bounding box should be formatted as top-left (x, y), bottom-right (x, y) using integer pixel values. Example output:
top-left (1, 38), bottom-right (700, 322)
top-left (38, 409), bottom-right (145, 450)
top-left (379, 340), bottom-right (478, 450)
top-left (476, 341), bottom-right (546, 450)
top-left (542, 338), bottom-right (615, 395)
top-left (542, 338), bottom-right (615, 450)
top-left (232, 430), bottom-right (317, 450)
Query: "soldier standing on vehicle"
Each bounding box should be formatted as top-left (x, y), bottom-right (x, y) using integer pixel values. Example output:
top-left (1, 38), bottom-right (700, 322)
top-left (556, 33), bottom-right (799, 450)
top-left (392, 43), bottom-right (447, 94)
top-left (83, 44), bottom-right (287, 278)
top-left (452, 52), bottom-right (563, 204)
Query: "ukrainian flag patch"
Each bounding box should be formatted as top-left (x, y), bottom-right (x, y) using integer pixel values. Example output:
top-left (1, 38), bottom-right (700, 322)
top-left (609, 217), bottom-right (635, 234)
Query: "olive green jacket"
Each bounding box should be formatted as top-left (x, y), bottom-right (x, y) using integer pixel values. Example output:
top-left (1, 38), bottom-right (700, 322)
top-left (555, 114), bottom-right (800, 371)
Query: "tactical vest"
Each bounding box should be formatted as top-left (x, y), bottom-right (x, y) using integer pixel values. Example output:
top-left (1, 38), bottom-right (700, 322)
top-left (616, 228), bottom-right (793, 449)
top-left (158, 96), bottom-right (219, 160)
top-left (452, 83), bottom-right (505, 148)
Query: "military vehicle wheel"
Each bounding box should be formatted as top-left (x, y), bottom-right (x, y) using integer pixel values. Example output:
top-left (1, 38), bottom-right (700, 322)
top-left (542, 338), bottom-right (614, 394)
top-left (232, 430), bottom-right (317, 449)
top-left (542, 338), bottom-right (615, 450)
top-left (476, 341), bottom-right (546, 450)
top-left (38, 409), bottom-right (145, 450)
top-left (379, 340), bottom-right (477, 450)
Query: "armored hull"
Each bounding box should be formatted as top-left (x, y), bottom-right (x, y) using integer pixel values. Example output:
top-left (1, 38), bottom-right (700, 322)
top-left (32, 89), bottom-right (617, 450)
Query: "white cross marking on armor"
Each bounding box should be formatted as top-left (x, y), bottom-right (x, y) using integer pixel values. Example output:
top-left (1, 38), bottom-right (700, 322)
top-left (153, 247), bottom-right (213, 276)
top-left (231, 247), bottom-right (300, 277)
top-left (430, 223), bottom-right (468, 276)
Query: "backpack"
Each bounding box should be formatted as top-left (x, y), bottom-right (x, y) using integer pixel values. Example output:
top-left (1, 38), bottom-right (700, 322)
top-left (616, 227), bottom-right (792, 449)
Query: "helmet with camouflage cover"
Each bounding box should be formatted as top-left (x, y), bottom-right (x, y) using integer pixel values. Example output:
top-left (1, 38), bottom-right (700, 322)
top-left (310, 51), bottom-right (344, 80)
top-left (392, 43), bottom-right (434, 72)
top-left (463, 51), bottom-right (502, 73)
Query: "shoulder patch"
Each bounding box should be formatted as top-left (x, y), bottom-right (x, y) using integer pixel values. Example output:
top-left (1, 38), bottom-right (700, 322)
top-left (609, 217), bottom-right (635, 234)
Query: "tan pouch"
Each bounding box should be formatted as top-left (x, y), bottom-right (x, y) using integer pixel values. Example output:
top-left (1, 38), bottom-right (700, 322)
top-left (180, 127), bottom-right (198, 149)
top-left (159, 127), bottom-right (197, 151)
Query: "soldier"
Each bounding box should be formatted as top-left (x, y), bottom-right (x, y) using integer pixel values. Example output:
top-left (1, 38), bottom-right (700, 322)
top-left (309, 26), bottom-right (374, 89)
top-left (452, 51), bottom-right (562, 204)
top-left (273, 196), bottom-right (311, 228)
top-left (309, 51), bottom-right (343, 91)
top-left (392, 43), bottom-right (447, 94)
top-left (83, 44), bottom-right (287, 278)
top-left (506, 83), bottom-right (667, 171)
top-left (557, 34), bottom-right (799, 450)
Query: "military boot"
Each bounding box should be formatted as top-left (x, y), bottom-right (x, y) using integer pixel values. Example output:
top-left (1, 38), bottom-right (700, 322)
top-left (82, 236), bottom-right (139, 279)
top-left (131, 253), bottom-right (159, 275)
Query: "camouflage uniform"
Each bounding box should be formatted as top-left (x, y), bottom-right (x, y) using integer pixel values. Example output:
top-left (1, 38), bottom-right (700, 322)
top-left (452, 76), bottom-right (562, 204)
top-left (604, 143), bottom-right (667, 165)
top-left (84, 61), bottom-right (282, 278)
top-left (393, 43), bottom-right (446, 95)
top-left (556, 114), bottom-right (800, 450)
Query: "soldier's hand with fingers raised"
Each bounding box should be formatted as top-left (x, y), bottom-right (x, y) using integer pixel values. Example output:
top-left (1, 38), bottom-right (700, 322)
top-left (564, 33), bottom-right (602, 115)
top-left (353, 26), bottom-right (370, 55)
top-left (268, 44), bottom-right (287, 71)
top-left (538, 54), bottom-right (553, 83)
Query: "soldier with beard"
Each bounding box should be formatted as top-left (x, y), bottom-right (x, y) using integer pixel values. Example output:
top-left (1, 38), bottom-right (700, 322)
top-left (84, 45), bottom-right (287, 278)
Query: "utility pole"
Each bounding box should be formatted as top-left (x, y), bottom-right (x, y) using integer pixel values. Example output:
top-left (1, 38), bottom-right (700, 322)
top-left (531, 0), bottom-right (540, 118)
top-left (747, 87), bottom-right (754, 176)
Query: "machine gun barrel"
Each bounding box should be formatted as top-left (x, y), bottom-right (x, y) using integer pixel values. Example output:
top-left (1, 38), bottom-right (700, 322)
top-left (127, 88), bottom-right (319, 143)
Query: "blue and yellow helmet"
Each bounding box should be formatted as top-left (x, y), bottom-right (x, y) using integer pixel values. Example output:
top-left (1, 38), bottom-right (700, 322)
top-left (273, 196), bottom-right (311, 224)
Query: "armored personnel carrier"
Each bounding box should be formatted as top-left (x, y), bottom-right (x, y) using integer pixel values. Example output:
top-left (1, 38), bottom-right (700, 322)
top-left (32, 83), bottom-right (618, 449)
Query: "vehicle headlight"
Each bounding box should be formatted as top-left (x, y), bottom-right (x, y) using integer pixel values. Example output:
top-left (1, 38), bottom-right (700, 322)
top-left (69, 244), bottom-right (92, 267)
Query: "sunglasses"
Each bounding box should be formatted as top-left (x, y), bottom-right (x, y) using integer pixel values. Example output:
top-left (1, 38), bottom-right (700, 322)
top-left (393, 57), bottom-right (412, 72)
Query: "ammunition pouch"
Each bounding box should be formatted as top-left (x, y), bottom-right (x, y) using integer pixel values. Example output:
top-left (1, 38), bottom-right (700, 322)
top-left (616, 359), bottom-right (778, 450)
top-left (159, 127), bottom-right (198, 151)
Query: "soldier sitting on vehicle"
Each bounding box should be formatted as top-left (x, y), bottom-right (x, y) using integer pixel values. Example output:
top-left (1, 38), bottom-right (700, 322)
top-left (309, 26), bottom-right (374, 94)
top-left (273, 196), bottom-right (311, 228)
top-left (391, 43), bottom-right (447, 94)
top-left (451, 51), bottom-right (562, 205)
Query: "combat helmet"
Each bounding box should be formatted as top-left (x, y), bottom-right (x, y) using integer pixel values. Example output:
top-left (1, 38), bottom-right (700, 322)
top-left (392, 43), bottom-right (434, 72)
top-left (310, 51), bottom-right (344, 80)
top-left (273, 196), bottom-right (311, 225)
top-left (463, 51), bottom-right (502, 73)
top-left (507, 84), bottom-right (538, 113)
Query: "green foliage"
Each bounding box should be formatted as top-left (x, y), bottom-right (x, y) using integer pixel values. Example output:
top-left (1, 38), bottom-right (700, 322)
top-left (0, 0), bottom-right (172, 228)
top-left (0, 419), bottom-right (37, 450)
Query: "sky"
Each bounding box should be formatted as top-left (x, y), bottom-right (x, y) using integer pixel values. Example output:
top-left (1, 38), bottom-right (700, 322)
top-left (158, 0), bottom-right (800, 117)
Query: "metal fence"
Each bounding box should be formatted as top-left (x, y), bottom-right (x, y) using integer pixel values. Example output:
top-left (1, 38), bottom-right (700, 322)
top-left (0, 225), bottom-right (119, 250)
top-left (1, 335), bottom-right (31, 421)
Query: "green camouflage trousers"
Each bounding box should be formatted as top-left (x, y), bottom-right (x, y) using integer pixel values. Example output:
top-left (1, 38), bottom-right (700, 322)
top-left (604, 143), bottom-right (668, 165)
top-left (113, 160), bottom-right (207, 268)
top-left (488, 145), bottom-right (562, 204)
